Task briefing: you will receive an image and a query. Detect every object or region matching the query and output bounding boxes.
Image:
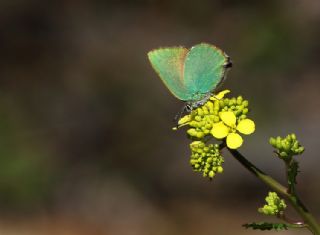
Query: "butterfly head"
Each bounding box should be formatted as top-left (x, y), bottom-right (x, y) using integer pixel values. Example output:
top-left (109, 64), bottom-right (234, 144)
top-left (223, 56), bottom-right (233, 69)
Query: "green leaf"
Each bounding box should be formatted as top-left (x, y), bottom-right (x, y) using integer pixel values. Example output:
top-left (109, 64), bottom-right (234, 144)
top-left (243, 222), bottom-right (288, 231)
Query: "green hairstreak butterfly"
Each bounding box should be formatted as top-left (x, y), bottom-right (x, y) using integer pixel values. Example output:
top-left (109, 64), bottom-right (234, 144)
top-left (148, 43), bottom-right (232, 112)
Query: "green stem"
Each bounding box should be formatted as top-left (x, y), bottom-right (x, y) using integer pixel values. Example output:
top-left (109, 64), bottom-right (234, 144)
top-left (286, 223), bottom-right (309, 229)
top-left (228, 148), bottom-right (320, 235)
top-left (285, 158), bottom-right (298, 195)
top-left (278, 212), bottom-right (306, 227)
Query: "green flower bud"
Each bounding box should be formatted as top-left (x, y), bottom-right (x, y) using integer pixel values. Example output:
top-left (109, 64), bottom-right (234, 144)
top-left (187, 128), bottom-right (198, 137)
top-left (297, 146), bottom-right (304, 154)
top-left (213, 116), bottom-right (220, 123)
top-left (234, 109), bottom-right (242, 116)
top-left (258, 192), bottom-right (287, 216)
top-left (207, 101), bottom-right (214, 111)
top-left (282, 141), bottom-right (290, 151)
top-left (242, 108), bottom-right (249, 114)
top-left (236, 96), bottom-right (243, 104)
top-left (269, 133), bottom-right (305, 159)
top-left (269, 137), bottom-right (276, 146)
top-left (196, 132), bottom-right (204, 139)
top-left (279, 152), bottom-right (288, 158)
top-left (219, 100), bottom-right (224, 108)
top-left (208, 171), bottom-right (215, 178)
top-left (203, 107), bottom-right (209, 115)
top-left (276, 137), bottom-right (282, 149)
top-left (195, 115), bottom-right (202, 122)
top-left (217, 166), bottom-right (223, 173)
top-left (239, 114), bottom-right (247, 120)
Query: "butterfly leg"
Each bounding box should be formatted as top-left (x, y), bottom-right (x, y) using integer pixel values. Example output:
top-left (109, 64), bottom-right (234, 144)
top-left (190, 93), bottom-right (211, 109)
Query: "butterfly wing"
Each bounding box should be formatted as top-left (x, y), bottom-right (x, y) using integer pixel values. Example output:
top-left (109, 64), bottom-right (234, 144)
top-left (148, 47), bottom-right (193, 101)
top-left (183, 43), bottom-right (229, 96)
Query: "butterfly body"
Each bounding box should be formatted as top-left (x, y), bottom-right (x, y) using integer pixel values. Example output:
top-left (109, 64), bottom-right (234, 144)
top-left (148, 43), bottom-right (231, 109)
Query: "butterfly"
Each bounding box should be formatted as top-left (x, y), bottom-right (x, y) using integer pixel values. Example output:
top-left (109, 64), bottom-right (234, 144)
top-left (148, 43), bottom-right (232, 114)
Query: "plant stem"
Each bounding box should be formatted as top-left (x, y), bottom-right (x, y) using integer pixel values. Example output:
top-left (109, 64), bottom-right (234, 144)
top-left (227, 148), bottom-right (320, 235)
top-left (278, 213), bottom-right (306, 228)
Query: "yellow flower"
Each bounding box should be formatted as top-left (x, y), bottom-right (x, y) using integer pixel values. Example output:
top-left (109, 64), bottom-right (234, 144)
top-left (211, 111), bottom-right (255, 149)
top-left (176, 90), bottom-right (231, 129)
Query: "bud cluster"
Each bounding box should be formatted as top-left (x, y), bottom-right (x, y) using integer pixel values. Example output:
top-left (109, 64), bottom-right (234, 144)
top-left (189, 141), bottom-right (224, 179)
top-left (258, 192), bottom-right (287, 216)
top-left (269, 134), bottom-right (304, 159)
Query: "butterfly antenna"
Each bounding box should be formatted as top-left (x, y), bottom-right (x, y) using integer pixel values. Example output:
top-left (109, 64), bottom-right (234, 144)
top-left (173, 104), bottom-right (192, 127)
top-left (173, 105), bottom-right (185, 123)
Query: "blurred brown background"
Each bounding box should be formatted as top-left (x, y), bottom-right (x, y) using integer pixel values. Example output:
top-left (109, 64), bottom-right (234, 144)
top-left (0, 0), bottom-right (319, 234)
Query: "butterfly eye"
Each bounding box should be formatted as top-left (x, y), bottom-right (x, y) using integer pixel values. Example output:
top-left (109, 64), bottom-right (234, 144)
top-left (185, 104), bottom-right (193, 113)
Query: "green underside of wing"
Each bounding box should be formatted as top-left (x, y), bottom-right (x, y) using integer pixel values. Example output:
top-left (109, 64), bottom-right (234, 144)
top-left (184, 43), bottom-right (227, 95)
top-left (148, 47), bottom-right (193, 101)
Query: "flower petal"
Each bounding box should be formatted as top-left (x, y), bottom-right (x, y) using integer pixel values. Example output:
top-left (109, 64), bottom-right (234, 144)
top-left (211, 122), bottom-right (229, 139)
top-left (237, 119), bottom-right (255, 135)
top-left (219, 111), bottom-right (236, 127)
top-left (226, 133), bottom-right (243, 149)
top-left (210, 90), bottom-right (230, 101)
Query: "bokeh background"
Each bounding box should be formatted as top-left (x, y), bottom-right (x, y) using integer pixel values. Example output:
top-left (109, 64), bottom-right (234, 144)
top-left (0, 0), bottom-right (319, 234)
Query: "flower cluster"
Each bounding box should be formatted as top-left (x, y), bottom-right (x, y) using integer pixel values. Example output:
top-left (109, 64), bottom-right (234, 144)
top-left (269, 134), bottom-right (304, 159)
top-left (175, 90), bottom-right (256, 179)
top-left (258, 192), bottom-right (287, 216)
top-left (177, 90), bottom-right (255, 149)
top-left (190, 141), bottom-right (224, 179)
